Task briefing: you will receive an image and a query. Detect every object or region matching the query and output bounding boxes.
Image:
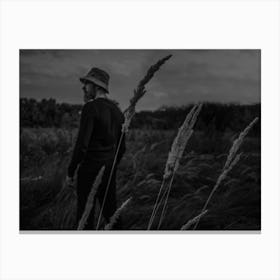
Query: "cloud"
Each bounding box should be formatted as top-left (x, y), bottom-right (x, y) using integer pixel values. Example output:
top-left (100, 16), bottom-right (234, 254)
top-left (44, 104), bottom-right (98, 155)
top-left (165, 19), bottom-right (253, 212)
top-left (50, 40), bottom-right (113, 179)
top-left (152, 91), bottom-right (169, 98)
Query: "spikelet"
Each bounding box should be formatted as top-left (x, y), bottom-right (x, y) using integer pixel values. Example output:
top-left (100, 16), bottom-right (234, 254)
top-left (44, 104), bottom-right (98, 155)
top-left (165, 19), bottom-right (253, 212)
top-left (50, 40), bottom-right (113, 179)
top-left (77, 166), bottom-right (105, 230)
top-left (129, 55), bottom-right (172, 108)
top-left (214, 153), bottom-right (242, 192)
top-left (122, 55), bottom-right (172, 133)
top-left (104, 197), bottom-right (132, 230)
top-left (163, 104), bottom-right (202, 180)
top-left (122, 107), bottom-right (135, 133)
top-left (147, 104), bottom-right (203, 230)
top-left (181, 210), bottom-right (208, 230)
top-left (224, 117), bottom-right (258, 171)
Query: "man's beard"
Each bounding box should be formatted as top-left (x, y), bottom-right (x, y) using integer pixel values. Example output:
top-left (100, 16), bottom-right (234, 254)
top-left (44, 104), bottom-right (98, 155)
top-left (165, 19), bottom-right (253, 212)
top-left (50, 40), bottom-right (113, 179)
top-left (84, 92), bottom-right (96, 102)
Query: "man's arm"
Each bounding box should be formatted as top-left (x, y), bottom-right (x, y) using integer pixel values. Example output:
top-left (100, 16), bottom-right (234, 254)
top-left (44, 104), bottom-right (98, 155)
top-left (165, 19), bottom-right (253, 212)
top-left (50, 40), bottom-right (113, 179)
top-left (67, 103), bottom-right (95, 178)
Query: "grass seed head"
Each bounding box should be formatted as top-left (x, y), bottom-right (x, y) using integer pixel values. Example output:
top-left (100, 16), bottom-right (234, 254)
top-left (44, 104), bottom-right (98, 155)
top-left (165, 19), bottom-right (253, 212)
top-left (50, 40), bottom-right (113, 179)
top-left (224, 117), bottom-right (258, 170)
top-left (181, 210), bottom-right (208, 230)
top-left (123, 55), bottom-right (172, 133)
top-left (129, 55), bottom-right (172, 108)
top-left (163, 104), bottom-right (202, 180)
top-left (105, 197), bottom-right (132, 230)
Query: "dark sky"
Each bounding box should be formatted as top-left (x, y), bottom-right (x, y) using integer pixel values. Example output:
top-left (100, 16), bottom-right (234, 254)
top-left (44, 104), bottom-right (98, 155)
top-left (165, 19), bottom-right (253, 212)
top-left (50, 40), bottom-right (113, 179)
top-left (20, 49), bottom-right (260, 111)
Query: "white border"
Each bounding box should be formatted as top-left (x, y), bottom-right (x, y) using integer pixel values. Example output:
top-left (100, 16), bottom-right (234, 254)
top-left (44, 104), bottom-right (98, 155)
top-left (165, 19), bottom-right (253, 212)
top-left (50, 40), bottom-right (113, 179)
top-left (1, 0), bottom-right (280, 279)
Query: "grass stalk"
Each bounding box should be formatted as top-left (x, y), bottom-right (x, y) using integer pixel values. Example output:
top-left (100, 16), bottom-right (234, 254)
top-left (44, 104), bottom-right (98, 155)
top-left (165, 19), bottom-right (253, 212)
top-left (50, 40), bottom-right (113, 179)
top-left (193, 154), bottom-right (241, 230)
top-left (193, 117), bottom-right (259, 230)
top-left (96, 134), bottom-right (124, 230)
top-left (104, 197), bottom-right (132, 230)
top-left (181, 210), bottom-right (208, 230)
top-left (78, 166), bottom-right (105, 230)
top-left (156, 169), bottom-right (176, 229)
top-left (96, 55), bottom-right (172, 230)
top-left (147, 104), bottom-right (202, 230)
top-left (147, 179), bottom-right (167, 230)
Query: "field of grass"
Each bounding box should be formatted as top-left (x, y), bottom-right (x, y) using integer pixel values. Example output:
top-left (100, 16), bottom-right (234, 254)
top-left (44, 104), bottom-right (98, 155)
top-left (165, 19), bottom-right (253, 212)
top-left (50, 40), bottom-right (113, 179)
top-left (20, 127), bottom-right (261, 230)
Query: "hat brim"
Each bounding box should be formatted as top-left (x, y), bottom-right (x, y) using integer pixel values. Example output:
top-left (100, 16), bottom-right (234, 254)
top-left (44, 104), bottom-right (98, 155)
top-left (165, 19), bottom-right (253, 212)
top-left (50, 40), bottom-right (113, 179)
top-left (80, 76), bottom-right (109, 93)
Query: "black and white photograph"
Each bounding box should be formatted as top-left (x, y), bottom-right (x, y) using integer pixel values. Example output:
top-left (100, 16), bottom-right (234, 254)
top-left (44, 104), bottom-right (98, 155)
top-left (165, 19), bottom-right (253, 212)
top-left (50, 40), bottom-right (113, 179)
top-left (1, 0), bottom-right (280, 279)
top-left (20, 49), bottom-right (261, 231)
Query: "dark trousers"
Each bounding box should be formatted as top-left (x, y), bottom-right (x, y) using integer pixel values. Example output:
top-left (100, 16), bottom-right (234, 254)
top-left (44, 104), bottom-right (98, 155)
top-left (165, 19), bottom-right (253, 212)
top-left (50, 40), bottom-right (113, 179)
top-left (76, 159), bottom-right (121, 230)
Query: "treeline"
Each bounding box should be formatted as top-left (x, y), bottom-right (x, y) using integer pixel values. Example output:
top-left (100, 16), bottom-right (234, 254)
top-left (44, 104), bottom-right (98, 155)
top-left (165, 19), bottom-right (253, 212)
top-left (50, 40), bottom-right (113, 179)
top-left (131, 103), bottom-right (261, 135)
top-left (20, 98), bottom-right (81, 128)
top-left (20, 98), bottom-right (260, 135)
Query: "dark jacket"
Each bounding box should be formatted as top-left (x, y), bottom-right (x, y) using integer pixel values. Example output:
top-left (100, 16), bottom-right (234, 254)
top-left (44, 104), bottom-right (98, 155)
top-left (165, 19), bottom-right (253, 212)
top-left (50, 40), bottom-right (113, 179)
top-left (68, 98), bottom-right (126, 178)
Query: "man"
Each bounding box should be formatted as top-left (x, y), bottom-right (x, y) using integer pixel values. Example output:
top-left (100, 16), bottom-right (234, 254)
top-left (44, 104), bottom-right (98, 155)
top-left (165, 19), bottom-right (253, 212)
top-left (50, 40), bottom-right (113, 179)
top-left (66, 67), bottom-right (126, 230)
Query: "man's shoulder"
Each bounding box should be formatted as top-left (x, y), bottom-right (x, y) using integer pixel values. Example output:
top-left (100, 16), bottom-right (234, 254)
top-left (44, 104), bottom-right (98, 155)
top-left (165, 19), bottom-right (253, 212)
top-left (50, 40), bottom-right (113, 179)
top-left (83, 98), bottom-right (124, 119)
top-left (108, 99), bottom-right (120, 107)
top-left (82, 100), bottom-right (98, 114)
top-left (98, 98), bottom-right (123, 113)
top-left (108, 99), bottom-right (123, 114)
top-left (110, 100), bottom-right (124, 119)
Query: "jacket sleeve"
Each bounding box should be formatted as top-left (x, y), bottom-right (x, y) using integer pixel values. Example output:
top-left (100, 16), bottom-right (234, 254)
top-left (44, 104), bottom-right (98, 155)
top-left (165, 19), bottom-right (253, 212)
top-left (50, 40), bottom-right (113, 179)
top-left (67, 103), bottom-right (95, 177)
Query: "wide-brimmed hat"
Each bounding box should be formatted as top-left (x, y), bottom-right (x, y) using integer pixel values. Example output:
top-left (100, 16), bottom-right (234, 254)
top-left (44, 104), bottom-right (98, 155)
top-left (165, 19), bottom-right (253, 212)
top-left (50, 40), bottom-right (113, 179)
top-left (80, 67), bottom-right (110, 93)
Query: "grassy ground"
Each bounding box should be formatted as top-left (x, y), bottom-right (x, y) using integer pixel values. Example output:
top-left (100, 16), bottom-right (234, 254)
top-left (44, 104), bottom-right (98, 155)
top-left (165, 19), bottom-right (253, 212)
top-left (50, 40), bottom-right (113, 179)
top-left (20, 127), bottom-right (261, 230)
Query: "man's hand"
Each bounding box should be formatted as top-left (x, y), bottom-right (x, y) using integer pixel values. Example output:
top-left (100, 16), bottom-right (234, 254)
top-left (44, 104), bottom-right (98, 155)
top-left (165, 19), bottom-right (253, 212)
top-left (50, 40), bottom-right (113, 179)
top-left (65, 175), bottom-right (75, 187)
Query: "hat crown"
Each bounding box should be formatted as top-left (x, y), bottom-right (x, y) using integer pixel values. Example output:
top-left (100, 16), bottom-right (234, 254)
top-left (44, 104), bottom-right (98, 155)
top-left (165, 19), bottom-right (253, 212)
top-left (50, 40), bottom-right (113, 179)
top-left (87, 67), bottom-right (110, 84)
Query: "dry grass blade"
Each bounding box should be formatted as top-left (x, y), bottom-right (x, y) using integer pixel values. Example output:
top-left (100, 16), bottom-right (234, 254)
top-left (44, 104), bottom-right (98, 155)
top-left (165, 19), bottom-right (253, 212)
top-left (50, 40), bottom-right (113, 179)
top-left (214, 153), bottom-right (242, 192)
top-left (192, 153), bottom-right (242, 230)
top-left (157, 104), bottom-right (202, 229)
top-left (193, 117), bottom-right (259, 230)
top-left (20, 176), bottom-right (43, 182)
top-left (97, 55), bottom-right (173, 230)
top-left (129, 54), bottom-right (172, 108)
top-left (147, 104), bottom-right (202, 230)
top-left (96, 134), bottom-right (125, 230)
top-left (163, 104), bottom-right (202, 180)
top-left (224, 117), bottom-right (258, 171)
top-left (181, 210), bottom-right (208, 230)
top-left (77, 166), bottom-right (105, 230)
top-left (104, 197), bottom-right (132, 230)
top-left (122, 54), bottom-right (172, 133)
top-left (147, 179), bottom-right (166, 230)
top-left (156, 170), bottom-right (176, 230)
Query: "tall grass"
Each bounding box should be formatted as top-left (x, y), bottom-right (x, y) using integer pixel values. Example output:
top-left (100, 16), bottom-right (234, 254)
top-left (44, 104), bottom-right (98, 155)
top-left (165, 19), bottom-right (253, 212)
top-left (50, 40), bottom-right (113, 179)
top-left (104, 197), bottom-right (132, 230)
top-left (192, 117), bottom-right (259, 230)
top-left (49, 179), bottom-right (77, 230)
top-left (181, 210), bottom-right (208, 230)
top-left (78, 166), bottom-right (105, 230)
top-left (147, 103), bottom-right (202, 230)
top-left (96, 55), bottom-right (172, 230)
top-left (122, 55), bottom-right (173, 133)
top-left (20, 126), bottom-right (261, 230)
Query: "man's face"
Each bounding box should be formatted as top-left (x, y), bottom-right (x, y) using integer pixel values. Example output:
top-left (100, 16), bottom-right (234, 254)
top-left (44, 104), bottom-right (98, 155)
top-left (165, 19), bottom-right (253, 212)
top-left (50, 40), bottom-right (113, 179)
top-left (82, 81), bottom-right (96, 103)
